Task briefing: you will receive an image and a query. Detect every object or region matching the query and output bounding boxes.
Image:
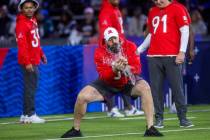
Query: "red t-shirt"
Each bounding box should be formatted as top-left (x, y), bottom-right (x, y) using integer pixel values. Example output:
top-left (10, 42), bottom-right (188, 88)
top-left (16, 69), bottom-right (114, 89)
top-left (147, 3), bottom-right (190, 56)
top-left (16, 13), bottom-right (44, 65)
top-left (94, 39), bottom-right (141, 89)
top-left (172, 0), bottom-right (191, 23)
top-left (98, 0), bottom-right (125, 47)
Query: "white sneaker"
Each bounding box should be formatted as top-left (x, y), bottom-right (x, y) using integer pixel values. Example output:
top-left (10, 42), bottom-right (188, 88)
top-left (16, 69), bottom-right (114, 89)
top-left (107, 107), bottom-right (125, 118)
top-left (23, 115), bottom-right (32, 124)
top-left (169, 103), bottom-right (177, 114)
top-left (19, 115), bottom-right (25, 123)
top-left (20, 114), bottom-right (45, 124)
top-left (28, 114), bottom-right (45, 123)
top-left (124, 106), bottom-right (144, 116)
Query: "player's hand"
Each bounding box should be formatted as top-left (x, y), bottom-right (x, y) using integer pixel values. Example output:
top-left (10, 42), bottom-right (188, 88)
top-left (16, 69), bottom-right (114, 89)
top-left (112, 61), bottom-right (125, 72)
top-left (175, 52), bottom-right (185, 64)
top-left (118, 57), bottom-right (128, 65)
top-left (112, 57), bottom-right (128, 72)
top-left (25, 64), bottom-right (34, 72)
top-left (41, 54), bottom-right (47, 64)
top-left (116, 57), bottom-right (128, 71)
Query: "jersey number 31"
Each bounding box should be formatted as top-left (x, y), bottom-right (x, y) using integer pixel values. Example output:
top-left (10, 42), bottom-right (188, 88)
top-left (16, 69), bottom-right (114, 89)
top-left (31, 28), bottom-right (40, 47)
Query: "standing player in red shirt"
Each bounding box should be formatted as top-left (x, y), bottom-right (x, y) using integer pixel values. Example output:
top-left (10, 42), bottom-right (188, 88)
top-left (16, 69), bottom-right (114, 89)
top-left (144, 0), bottom-right (195, 63)
top-left (61, 27), bottom-right (163, 138)
top-left (16, 0), bottom-right (47, 123)
top-left (99, 0), bottom-right (125, 46)
top-left (172, 0), bottom-right (195, 63)
top-left (137, 0), bottom-right (194, 128)
top-left (169, 0), bottom-right (195, 113)
top-left (98, 0), bottom-right (144, 117)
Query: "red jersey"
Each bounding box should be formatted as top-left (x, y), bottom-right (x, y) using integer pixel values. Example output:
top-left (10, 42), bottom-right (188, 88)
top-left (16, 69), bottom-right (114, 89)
top-left (147, 3), bottom-right (190, 56)
top-left (172, 0), bottom-right (191, 23)
top-left (94, 39), bottom-right (141, 89)
top-left (98, 0), bottom-right (125, 47)
top-left (16, 13), bottom-right (44, 65)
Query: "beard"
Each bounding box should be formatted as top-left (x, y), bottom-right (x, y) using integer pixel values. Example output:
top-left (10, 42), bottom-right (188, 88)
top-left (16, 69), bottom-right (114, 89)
top-left (107, 43), bottom-right (121, 54)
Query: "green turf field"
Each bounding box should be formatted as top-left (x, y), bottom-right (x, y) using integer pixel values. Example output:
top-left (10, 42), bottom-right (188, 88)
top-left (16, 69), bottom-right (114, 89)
top-left (0, 105), bottom-right (210, 140)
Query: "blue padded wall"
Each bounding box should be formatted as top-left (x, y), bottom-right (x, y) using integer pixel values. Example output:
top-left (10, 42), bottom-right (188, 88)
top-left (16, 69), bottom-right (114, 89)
top-left (1, 40), bottom-right (210, 117)
top-left (0, 46), bottom-right (83, 117)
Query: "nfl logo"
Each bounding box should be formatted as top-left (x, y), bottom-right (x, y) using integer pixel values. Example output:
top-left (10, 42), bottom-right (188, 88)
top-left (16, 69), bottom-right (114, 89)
top-left (183, 16), bottom-right (187, 21)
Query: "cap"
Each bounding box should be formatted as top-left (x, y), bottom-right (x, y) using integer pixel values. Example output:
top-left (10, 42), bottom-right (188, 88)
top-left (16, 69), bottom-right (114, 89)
top-left (104, 27), bottom-right (119, 41)
top-left (18, 0), bottom-right (39, 11)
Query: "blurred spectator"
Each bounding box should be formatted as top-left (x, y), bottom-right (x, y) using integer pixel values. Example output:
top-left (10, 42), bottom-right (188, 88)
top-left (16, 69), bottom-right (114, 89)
top-left (65, 10), bottom-right (82, 46)
top-left (184, 0), bottom-right (210, 34)
top-left (78, 7), bottom-right (97, 44)
top-left (67, 29), bottom-right (82, 46)
top-left (88, 21), bottom-right (99, 44)
top-left (120, 7), bottom-right (129, 35)
top-left (191, 9), bottom-right (208, 36)
top-left (0, 0), bottom-right (210, 45)
top-left (128, 7), bottom-right (147, 37)
top-left (36, 10), bottom-right (54, 38)
top-left (8, 0), bottom-right (18, 15)
top-left (56, 11), bottom-right (76, 38)
top-left (0, 5), bottom-right (12, 40)
top-left (197, 0), bottom-right (210, 35)
top-left (90, 0), bottom-right (102, 11)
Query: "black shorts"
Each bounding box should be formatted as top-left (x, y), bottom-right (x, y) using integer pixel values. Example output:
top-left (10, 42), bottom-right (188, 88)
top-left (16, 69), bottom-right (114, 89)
top-left (89, 76), bottom-right (143, 103)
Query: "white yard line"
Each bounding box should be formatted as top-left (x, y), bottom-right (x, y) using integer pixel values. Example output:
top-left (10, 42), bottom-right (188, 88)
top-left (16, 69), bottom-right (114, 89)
top-left (0, 115), bottom-right (196, 125)
top-left (0, 108), bottom-right (209, 125)
top-left (42, 115), bottom-right (68, 119)
top-left (119, 116), bottom-right (145, 120)
top-left (0, 116), bottom-right (108, 125)
top-left (119, 116), bottom-right (196, 121)
top-left (45, 127), bottom-right (210, 140)
top-left (47, 116), bottom-right (108, 122)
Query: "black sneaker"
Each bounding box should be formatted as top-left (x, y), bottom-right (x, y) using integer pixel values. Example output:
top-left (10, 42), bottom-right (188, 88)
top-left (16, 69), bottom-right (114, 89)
top-left (61, 127), bottom-right (82, 138)
top-left (180, 119), bottom-right (194, 128)
top-left (154, 119), bottom-right (164, 128)
top-left (144, 126), bottom-right (164, 137)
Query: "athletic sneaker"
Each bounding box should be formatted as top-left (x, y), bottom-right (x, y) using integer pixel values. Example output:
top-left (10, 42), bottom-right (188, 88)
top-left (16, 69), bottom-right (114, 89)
top-left (22, 114), bottom-right (45, 124)
top-left (144, 126), bottom-right (164, 137)
top-left (19, 115), bottom-right (25, 123)
top-left (154, 119), bottom-right (164, 128)
top-left (61, 127), bottom-right (82, 138)
top-left (29, 114), bottom-right (45, 123)
top-left (20, 115), bottom-right (31, 124)
top-left (180, 119), bottom-right (194, 128)
top-left (107, 107), bottom-right (125, 118)
top-left (124, 106), bottom-right (144, 116)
